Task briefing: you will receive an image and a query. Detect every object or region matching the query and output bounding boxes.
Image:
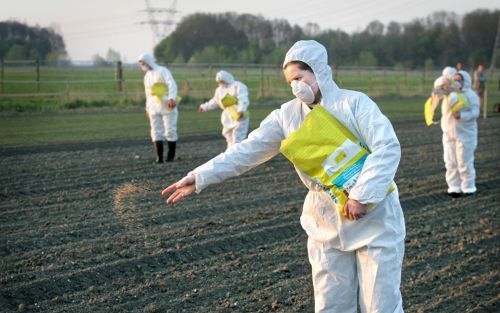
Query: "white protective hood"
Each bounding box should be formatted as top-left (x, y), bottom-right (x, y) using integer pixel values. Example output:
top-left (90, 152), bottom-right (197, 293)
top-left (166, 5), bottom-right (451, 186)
top-left (434, 76), bottom-right (445, 88)
top-left (216, 70), bottom-right (235, 84)
top-left (442, 66), bottom-right (457, 80)
top-left (138, 53), bottom-right (159, 70)
top-left (458, 70), bottom-right (472, 90)
top-left (282, 40), bottom-right (340, 105)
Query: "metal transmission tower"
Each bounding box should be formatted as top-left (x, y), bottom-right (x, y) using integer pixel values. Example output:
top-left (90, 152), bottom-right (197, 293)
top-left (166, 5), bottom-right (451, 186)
top-left (140, 0), bottom-right (178, 46)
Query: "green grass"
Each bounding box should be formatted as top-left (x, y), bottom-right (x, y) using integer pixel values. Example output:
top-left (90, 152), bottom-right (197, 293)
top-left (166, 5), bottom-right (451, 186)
top-left (3, 64), bottom-right (498, 112)
top-left (0, 106), bottom-right (276, 146)
top-left (1, 95), bottom-right (497, 147)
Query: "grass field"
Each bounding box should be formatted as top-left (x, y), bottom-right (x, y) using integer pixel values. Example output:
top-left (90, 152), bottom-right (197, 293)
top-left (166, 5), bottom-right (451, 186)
top-left (2, 63), bottom-right (498, 112)
top-left (1, 96), bottom-right (498, 147)
top-left (0, 97), bottom-right (448, 147)
top-left (1, 63), bottom-right (498, 147)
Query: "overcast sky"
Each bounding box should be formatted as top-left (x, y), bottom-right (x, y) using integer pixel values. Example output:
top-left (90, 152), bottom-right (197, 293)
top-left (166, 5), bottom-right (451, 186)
top-left (1, 0), bottom-right (498, 62)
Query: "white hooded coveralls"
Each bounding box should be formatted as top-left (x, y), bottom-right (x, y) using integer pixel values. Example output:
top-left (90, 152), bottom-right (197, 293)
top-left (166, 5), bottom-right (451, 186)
top-left (139, 53), bottom-right (179, 142)
top-left (200, 70), bottom-right (250, 147)
top-left (441, 70), bottom-right (480, 193)
top-left (188, 41), bottom-right (405, 313)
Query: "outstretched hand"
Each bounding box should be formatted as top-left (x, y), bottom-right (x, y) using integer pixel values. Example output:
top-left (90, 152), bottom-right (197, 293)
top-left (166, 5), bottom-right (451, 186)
top-left (161, 174), bottom-right (196, 204)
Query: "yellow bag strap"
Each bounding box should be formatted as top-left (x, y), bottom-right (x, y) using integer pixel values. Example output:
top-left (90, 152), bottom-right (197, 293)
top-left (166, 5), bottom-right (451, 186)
top-left (457, 93), bottom-right (469, 107)
top-left (450, 93), bottom-right (470, 113)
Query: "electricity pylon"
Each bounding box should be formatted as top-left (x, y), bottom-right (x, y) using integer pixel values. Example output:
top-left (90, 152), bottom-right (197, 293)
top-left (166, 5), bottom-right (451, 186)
top-left (140, 0), bottom-right (178, 46)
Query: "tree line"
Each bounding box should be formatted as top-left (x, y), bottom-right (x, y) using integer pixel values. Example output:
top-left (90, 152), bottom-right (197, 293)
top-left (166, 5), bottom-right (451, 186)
top-left (0, 21), bottom-right (67, 64)
top-left (155, 9), bottom-right (499, 69)
top-left (1, 9), bottom-right (498, 69)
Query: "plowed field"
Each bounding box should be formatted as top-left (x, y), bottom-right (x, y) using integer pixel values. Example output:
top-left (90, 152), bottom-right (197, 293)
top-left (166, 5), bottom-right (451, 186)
top-left (1, 116), bottom-right (499, 312)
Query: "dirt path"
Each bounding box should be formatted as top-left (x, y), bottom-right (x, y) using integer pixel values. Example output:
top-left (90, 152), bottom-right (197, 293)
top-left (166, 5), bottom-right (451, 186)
top-left (1, 117), bottom-right (499, 312)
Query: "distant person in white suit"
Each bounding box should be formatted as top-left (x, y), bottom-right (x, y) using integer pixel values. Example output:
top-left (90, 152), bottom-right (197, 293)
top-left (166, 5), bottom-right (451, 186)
top-left (441, 70), bottom-right (480, 197)
top-left (138, 53), bottom-right (178, 163)
top-left (198, 70), bottom-right (250, 148)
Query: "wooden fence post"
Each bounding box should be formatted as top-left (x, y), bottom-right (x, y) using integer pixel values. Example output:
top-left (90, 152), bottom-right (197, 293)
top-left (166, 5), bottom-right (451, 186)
top-left (404, 68), bottom-right (407, 93)
top-left (260, 67), bottom-right (264, 98)
top-left (115, 61), bottom-right (123, 92)
top-left (421, 68), bottom-right (426, 94)
top-left (0, 59), bottom-right (3, 94)
top-left (383, 69), bottom-right (387, 93)
top-left (396, 73), bottom-right (400, 94)
top-left (483, 88), bottom-right (488, 119)
top-left (65, 79), bottom-right (70, 103)
top-left (35, 59), bottom-right (40, 92)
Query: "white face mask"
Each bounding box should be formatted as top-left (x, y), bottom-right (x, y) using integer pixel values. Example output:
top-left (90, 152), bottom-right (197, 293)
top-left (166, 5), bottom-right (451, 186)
top-left (140, 64), bottom-right (150, 72)
top-left (291, 80), bottom-right (317, 104)
top-left (452, 80), bottom-right (463, 90)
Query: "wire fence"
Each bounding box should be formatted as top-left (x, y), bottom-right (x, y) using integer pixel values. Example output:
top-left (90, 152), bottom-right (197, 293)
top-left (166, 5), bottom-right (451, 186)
top-left (1, 60), bottom-right (499, 108)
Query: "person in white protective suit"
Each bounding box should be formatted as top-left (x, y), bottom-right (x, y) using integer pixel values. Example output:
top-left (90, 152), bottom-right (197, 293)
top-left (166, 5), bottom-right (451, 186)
top-left (435, 66), bottom-right (461, 97)
top-left (198, 70), bottom-right (250, 148)
top-left (441, 70), bottom-right (480, 197)
top-left (138, 53), bottom-right (178, 163)
top-left (161, 40), bottom-right (406, 313)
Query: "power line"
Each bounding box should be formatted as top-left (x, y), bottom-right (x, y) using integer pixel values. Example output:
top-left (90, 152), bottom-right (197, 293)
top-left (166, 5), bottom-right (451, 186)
top-left (64, 26), bottom-right (145, 40)
top-left (59, 13), bottom-right (140, 29)
top-left (258, 0), bottom-right (327, 17)
top-left (341, 0), bottom-right (419, 29)
top-left (288, 0), bottom-right (378, 27)
top-left (63, 21), bottom-right (140, 38)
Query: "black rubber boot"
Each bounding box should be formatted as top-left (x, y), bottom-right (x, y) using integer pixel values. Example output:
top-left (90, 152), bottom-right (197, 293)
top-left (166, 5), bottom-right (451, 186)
top-left (447, 192), bottom-right (462, 198)
top-left (166, 141), bottom-right (176, 162)
top-left (153, 141), bottom-right (164, 163)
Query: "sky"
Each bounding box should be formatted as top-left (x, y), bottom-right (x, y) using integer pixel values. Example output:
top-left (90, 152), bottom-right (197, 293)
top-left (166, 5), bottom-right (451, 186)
top-left (1, 0), bottom-right (499, 62)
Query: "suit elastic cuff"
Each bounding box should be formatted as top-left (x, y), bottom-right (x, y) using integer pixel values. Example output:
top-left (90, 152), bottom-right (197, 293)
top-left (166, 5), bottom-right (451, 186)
top-left (189, 171), bottom-right (205, 193)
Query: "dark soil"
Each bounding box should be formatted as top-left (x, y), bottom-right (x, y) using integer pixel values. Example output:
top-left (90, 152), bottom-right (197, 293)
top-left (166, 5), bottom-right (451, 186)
top-left (1, 116), bottom-right (499, 312)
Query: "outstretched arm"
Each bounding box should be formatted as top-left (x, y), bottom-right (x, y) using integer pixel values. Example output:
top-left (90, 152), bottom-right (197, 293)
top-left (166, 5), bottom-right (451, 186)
top-left (161, 109), bottom-right (284, 204)
top-left (199, 98), bottom-right (219, 111)
top-left (200, 88), bottom-right (221, 112)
